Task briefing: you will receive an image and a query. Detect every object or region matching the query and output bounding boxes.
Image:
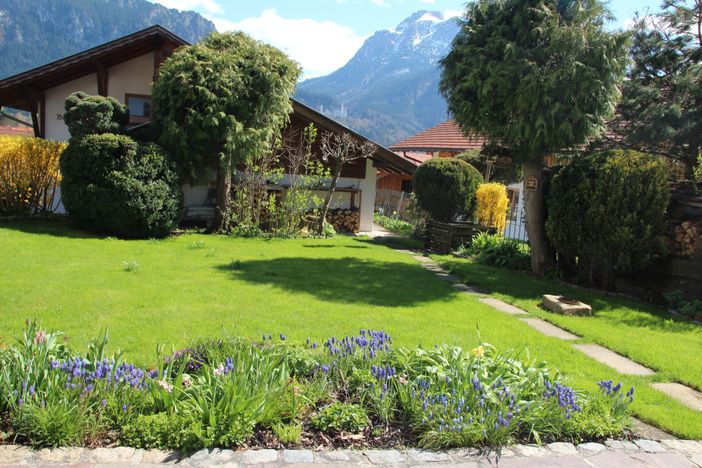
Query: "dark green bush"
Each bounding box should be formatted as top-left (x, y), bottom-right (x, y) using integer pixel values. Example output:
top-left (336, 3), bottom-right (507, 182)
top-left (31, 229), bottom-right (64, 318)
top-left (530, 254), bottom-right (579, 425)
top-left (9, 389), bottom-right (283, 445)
top-left (546, 150), bottom-right (670, 285)
top-left (60, 134), bottom-right (182, 238)
top-left (64, 92), bottom-right (130, 138)
top-left (413, 158), bottom-right (483, 221)
top-left (457, 232), bottom-right (531, 270)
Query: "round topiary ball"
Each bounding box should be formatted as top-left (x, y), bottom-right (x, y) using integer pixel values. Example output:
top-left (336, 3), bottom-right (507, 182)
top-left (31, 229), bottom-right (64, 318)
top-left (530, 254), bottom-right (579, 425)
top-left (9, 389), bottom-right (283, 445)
top-left (413, 158), bottom-right (483, 222)
top-left (60, 133), bottom-right (182, 238)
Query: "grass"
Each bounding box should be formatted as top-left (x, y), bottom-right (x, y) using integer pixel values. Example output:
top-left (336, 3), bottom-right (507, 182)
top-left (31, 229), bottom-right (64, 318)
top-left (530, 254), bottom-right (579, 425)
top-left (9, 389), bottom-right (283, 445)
top-left (1, 218), bottom-right (701, 438)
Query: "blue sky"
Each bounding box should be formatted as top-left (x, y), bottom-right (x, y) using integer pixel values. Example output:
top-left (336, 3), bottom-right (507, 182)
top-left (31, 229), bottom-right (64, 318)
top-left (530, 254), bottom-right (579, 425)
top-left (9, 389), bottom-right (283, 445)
top-left (151, 0), bottom-right (662, 78)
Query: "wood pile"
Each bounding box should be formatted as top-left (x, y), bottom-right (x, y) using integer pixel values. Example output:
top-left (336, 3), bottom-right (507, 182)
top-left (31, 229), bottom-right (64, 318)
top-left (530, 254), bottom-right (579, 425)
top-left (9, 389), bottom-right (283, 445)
top-left (670, 221), bottom-right (698, 257)
top-left (326, 208), bottom-right (359, 233)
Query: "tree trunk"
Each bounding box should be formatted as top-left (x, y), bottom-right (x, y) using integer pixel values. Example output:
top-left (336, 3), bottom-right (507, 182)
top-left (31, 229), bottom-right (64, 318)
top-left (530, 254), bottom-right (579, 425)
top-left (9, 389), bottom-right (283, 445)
top-left (522, 160), bottom-right (555, 274)
top-left (211, 157), bottom-right (232, 233)
top-left (318, 161), bottom-right (342, 235)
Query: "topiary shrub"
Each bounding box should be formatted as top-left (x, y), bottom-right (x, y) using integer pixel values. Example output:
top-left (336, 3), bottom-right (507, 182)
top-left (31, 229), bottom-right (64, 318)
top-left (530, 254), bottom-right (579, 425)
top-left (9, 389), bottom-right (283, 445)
top-left (63, 92), bottom-right (130, 138)
top-left (546, 150), bottom-right (670, 286)
top-left (413, 158), bottom-right (483, 222)
top-left (60, 134), bottom-right (182, 238)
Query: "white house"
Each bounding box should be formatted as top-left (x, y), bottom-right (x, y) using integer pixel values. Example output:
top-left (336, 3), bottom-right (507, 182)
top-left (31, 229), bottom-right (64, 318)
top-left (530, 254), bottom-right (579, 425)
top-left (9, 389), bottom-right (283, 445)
top-left (0, 26), bottom-right (414, 232)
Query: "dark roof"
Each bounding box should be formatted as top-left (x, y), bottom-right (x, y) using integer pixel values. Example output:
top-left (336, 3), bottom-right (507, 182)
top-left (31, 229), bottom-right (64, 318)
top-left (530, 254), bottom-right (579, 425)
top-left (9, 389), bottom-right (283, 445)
top-left (390, 120), bottom-right (487, 152)
top-left (0, 25), bottom-right (187, 112)
top-left (292, 100), bottom-right (416, 175)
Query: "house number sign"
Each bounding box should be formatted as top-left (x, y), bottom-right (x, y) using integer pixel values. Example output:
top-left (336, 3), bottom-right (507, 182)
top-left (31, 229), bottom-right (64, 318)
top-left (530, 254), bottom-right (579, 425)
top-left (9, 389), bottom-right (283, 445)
top-left (525, 176), bottom-right (538, 191)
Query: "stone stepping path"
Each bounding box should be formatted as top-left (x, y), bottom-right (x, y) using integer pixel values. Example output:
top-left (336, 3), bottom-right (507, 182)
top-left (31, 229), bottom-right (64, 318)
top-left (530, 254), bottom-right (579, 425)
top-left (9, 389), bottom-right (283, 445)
top-left (573, 344), bottom-right (656, 376)
top-left (478, 296), bottom-right (529, 315)
top-left (652, 383), bottom-right (702, 412)
top-left (520, 317), bottom-right (579, 340)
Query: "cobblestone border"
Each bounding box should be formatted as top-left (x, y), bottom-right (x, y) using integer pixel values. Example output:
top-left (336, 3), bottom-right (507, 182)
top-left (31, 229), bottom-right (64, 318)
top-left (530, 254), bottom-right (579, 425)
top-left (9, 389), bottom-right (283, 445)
top-left (1, 439), bottom-right (701, 466)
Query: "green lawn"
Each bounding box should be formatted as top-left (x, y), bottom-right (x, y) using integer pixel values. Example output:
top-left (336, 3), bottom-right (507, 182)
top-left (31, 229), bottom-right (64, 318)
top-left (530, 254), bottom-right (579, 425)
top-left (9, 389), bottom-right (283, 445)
top-left (1, 219), bottom-right (701, 438)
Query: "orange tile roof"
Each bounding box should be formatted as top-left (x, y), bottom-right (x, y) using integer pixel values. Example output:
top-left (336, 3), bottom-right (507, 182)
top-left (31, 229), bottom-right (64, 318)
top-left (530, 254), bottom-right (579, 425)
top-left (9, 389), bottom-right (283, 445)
top-left (390, 120), bottom-right (487, 152)
top-left (0, 125), bottom-right (33, 137)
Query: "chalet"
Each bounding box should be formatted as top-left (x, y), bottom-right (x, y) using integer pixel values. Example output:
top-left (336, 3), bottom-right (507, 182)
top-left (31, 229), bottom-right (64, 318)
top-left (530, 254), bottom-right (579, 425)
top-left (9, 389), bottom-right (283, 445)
top-left (0, 25), bottom-right (413, 232)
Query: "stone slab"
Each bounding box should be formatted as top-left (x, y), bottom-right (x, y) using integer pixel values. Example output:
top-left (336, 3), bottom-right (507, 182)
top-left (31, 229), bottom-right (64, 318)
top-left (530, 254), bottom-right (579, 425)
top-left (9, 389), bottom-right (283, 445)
top-left (584, 450), bottom-right (646, 467)
top-left (632, 418), bottom-right (677, 440)
top-left (240, 449), bottom-right (278, 465)
top-left (630, 451), bottom-right (697, 467)
top-left (547, 442), bottom-right (578, 455)
top-left (573, 344), bottom-right (656, 376)
top-left (406, 448), bottom-right (452, 463)
top-left (635, 439), bottom-right (667, 453)
top-left (577, 442), bottom-right (607, 455)
top-left (542, 294), bottom-right (592, 316)
top-left (364, 449), bottom-right (405, 464)
top-left (452, 283), bottom-right (481, 294)
top-left (282, 449), bottom-right (314, 463)
top-left (520, 318), bottom-right (579, 340)
top-left (652, 383), bottom-right (702, 412)
top-left (661, 440), bottom-right (702, 455)
top-left (514, 445), bottom-right (550, 457)
top-left (479, 297), bottom-right (528, 315)
top-left (604, 439), bottom-right (639, 451)
top-left (413, 255), bottom-right (433, 263)
top-left (498, 455), bottom-right (591, 467)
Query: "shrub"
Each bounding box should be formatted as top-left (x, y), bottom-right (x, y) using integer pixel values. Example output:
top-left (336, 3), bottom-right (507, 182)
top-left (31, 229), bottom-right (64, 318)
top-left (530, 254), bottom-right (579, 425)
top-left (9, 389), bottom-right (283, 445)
top-left (475, 183), bottom-right (509, 233)
top-left (546, 150), bottom-right (670, 285)
top-left (457, 232), bottom-right (531, 270)
top-left (60, 134), bottom-right (182, 239)
top-left (63, 92), bottom-right (129, 138)
top-left (311, 402), bottom-right (370, 434)
top-left (373, 213), bottom-right (413, 236)
top-left (413, 158), bottom-right (483, 222)
top-left (0, 136), bottom-right (65, 216)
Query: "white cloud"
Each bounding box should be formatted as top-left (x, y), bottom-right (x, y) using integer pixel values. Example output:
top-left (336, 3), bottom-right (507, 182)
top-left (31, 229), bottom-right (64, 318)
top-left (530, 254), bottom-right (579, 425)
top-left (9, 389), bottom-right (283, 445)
top-left (443, 8), bottom-right (463, 19)
top-left (370, 0), bottom-right (390, 7)
top-left (211, 9), bottom-right (367, 79)
top-left (152, 0), bottom-right (223, 15)
top-left (421, 0), bottom-right (436, 4)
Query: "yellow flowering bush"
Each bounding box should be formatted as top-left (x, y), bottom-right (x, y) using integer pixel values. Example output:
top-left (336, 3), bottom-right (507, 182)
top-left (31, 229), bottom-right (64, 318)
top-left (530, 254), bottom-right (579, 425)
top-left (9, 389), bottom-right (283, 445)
top-left (0, 136), bottom-right (65, 215)
top-left (475, 182), bottom-right (509, 233)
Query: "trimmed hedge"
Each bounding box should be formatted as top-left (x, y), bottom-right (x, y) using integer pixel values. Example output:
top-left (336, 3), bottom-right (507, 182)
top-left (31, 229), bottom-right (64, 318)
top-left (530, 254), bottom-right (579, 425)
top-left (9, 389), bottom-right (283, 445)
top-left (413, 158), bottom-right (483, 222)
top-left (546, 150), bottom-right (670, 285)
top-left (60, 134), bottom-right (182, 238)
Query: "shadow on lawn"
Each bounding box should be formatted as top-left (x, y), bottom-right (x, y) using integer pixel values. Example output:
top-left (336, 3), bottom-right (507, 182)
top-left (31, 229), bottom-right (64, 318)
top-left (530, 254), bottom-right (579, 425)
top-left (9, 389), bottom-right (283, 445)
top-left (0, 218), bottom-right (98, 239)
top-left (216, 256), bottom-right (456, 307)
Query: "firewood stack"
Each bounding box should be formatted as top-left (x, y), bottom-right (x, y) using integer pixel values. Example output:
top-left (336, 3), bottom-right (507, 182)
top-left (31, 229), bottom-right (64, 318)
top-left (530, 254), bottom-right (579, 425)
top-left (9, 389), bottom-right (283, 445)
top-left (326, 208), bottom-right (360, 233)
top-left (670, 221), bottom-right (698, 257)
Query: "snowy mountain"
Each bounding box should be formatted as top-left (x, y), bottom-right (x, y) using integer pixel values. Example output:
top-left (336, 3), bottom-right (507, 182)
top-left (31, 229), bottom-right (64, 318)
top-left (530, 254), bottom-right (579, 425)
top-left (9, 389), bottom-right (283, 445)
top-left (295, 10), bottom-right (460, 146)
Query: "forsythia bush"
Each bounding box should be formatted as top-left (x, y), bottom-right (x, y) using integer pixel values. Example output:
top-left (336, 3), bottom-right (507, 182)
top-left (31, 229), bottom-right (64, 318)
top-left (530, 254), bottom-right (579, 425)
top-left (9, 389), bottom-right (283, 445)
top-left (475, 183), bottom-right (509, 233)
top-left (0, 136), bottom-right (65, 216)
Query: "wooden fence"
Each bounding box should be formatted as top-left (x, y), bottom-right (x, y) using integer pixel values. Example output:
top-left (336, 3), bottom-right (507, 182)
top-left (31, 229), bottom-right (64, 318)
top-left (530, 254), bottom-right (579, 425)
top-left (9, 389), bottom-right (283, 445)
top-left (426, 220), bottom-right (496, 253)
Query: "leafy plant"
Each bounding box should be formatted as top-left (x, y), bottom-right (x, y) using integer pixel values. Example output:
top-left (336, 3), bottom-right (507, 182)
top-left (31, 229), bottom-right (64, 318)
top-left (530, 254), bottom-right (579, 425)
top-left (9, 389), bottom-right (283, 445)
top-left (122, 261), bottom-right (140, 272)
top-left (457, 232), bottom-right (531, 270)
top-left (272, 422), bottom-right (302, 444)
top-left (413, 158), bottom-right (483, 222)
top-left (373, 213), bottom-right (413, 236)
top-left (311, 402), bottom-right (370, 434)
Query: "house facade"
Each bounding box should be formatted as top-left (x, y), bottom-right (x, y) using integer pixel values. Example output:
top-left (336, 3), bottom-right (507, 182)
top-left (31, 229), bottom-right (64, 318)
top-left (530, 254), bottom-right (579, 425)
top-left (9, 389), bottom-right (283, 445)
top-left (0, 26), bottom-right (413, 232)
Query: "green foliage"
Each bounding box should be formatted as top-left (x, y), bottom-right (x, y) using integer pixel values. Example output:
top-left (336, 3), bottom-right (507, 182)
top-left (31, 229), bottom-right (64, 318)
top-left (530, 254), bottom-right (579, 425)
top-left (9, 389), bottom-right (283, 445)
top-left (546, 150), bottom-right (670, 284)
top-left (272, 422), bottom-right (302, 444)
top-left (456, 232), bottom-right (531, 270)
top-left (59, 134), bottom-right (182, 239)
top-left (439, 0), bottom-right (629, 163)
top-left (456, 150), bottom-right (521, 184)
top-left (311, 402), bottom-right (370, 434)
top-left (373, 213), bottom-right (413, 236)
top-left (121, 412), bottom-right (202, 451)
top-left (12, 399), bottom-right (97, 447)
top-left (63, 92), bottom-right (129, 138)
top-left (413, 158), bottom-right (483, 222)
top-left (617, 0), bottom-right (702, 173)
top-left (664, 290), bottom-right (702, 319)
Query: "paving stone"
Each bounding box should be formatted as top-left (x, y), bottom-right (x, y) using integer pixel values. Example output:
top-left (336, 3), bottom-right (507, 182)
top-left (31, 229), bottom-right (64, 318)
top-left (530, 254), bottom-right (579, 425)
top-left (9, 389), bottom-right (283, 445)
top-left (413, 255), bottom-right (433, 263)
top-left (447, 448), bottom-right (482, 460)
top-left (542, 294), bottom-right (592, 316)
top-left (478, 297), bottom-right (529, 316)
top-left (131, 448), bottom-right (145, 464)
top-left (240, 449), bottom-right (278, 465)
top-left (585, 450), bottom-right (645, 467)
top-left (318, 450), bottom-right (353, 462)
top-left (630, 451), bottom-right (697, 467)
top-left (577, 442), bottom-right (607, 455)
top-left (283, 449), bottom-right (315, 463)
top-left (632, 418), bottom-right (676, 440)
top-left (514, 444), bottom-right (550, 457)
top-left (572, 344), bottom-right (655, 376)
top-left (364, 449), bottom-right (405, 464)
top-left (690, 454), bottom-right (702, 467)
top-left (406, 448), bottom-right (452, 463)
top-left (604, 439), bottom-right (639, 451)
top-left (635, 439), bottom-right (667, 453)
top-left (0, 445), bottom-right (33, 465)
top-left (661, 440), bottom-right (702, 455)
top-left (498, 455), bottom-right (591, 467)
top-left (451, 283), bottom-right (481, 294)
top-left (546, 442), bottom-right (578, 455)
top-left (140, 449), bottom-right (185, 464)
top-left (82, 447), bottom-right (135, 464)
top-left (30, 447), bottom-right (84, 464)
top-left (652, 383), bottom-right (702, 412)
top-left (520, 318), bottom-right (578, 340)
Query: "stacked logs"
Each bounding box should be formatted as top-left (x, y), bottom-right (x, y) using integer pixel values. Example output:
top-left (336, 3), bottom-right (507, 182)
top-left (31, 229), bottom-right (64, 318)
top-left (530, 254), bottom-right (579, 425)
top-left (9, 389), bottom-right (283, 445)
top-left (670, 221), bottom-right (698, 257)
top-left (326, 208), bottom-right (360, 233)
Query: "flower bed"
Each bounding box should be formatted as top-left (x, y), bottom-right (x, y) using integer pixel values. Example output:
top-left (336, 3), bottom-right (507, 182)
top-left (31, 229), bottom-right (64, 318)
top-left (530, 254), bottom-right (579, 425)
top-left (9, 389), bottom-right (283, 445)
top-left (0, 321), bottom-right (634, 450)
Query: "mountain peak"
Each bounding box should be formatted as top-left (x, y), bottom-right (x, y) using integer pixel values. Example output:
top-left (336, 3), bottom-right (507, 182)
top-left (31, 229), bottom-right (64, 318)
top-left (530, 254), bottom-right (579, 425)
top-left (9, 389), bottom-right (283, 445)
top-left (395, 10), bottom-right (445, 33)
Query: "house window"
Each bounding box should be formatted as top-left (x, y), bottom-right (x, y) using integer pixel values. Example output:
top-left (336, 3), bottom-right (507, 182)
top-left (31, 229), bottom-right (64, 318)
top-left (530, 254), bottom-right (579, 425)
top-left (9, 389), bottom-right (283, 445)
top-left (401, 179), bottom-right (413, 193)
top-left (125, 94), bottom-right (151, 123)
top-left (507, 188), bottom-right (520, 221)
